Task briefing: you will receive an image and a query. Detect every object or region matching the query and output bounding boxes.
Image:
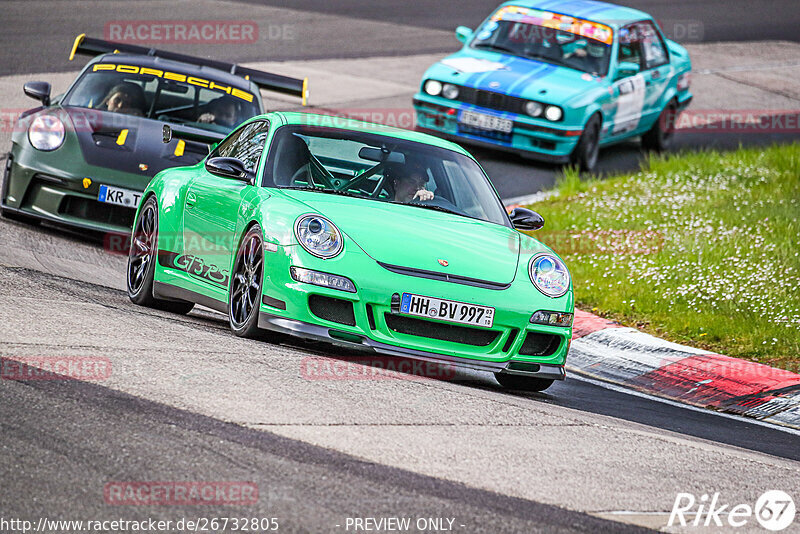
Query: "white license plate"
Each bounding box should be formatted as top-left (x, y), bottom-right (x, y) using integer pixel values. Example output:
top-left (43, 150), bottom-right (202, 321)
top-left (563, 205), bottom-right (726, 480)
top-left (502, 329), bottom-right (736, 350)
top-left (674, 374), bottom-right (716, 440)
top-left (459, 110), bottom-right (513, 133)
top-left (98, 185), bottom-right (142, 208)
top-left (400, 293), bottom-right (495, 328)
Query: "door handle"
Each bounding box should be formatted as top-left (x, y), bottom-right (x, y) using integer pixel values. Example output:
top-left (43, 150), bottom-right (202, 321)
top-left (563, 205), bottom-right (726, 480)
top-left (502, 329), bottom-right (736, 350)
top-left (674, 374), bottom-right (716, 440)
top-left (186, 192), bottom-right (196, 209)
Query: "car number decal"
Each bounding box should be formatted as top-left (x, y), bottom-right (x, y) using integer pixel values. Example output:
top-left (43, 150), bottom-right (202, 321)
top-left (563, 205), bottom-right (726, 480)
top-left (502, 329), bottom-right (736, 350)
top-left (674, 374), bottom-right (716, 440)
top-left (613, 73), bottom-right (646, 135)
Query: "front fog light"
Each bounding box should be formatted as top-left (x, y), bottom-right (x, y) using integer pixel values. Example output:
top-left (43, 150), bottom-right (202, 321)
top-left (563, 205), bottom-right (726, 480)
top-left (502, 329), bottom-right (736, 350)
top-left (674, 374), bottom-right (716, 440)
top-left (544, 105), bottom-right (563, 122)
top-left (531, 310), bottom-right (573, 327)
top-left (424, 80), bottom-right (443, 96)
top-left (290, 267), bottom-right (356, 293)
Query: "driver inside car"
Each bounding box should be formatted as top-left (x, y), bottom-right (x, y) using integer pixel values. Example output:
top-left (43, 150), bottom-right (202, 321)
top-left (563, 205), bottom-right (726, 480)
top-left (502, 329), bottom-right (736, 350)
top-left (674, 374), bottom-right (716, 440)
top-left (389, 162), bottom-right (434, 202)
top-left (98, 82), bottom-right (147, 116)
top-left (197, 97), bottom-right (238, 127)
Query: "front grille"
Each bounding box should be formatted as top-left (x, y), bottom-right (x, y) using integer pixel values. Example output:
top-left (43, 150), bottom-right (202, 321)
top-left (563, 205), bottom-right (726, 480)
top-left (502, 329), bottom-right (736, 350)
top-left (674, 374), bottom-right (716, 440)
top-left (502, 328), bottom-right (519, 353)
top-left (384, 313), bottom-right (499, 347)
top-left (456, 86), bottom-right (527, 115)
top-left (59, 195), bottom-right (135, 228)
top-left (518, 333), bottom-right (561, 356)
top-left (309, 295), bottom-right (356, 326)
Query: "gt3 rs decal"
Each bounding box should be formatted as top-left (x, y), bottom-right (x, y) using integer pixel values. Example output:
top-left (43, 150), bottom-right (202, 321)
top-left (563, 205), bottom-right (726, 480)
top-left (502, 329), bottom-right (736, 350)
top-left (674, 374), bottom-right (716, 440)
top-left (157, 250), bottom-right (229, 287)
top-left (612, 73), bottom-right (646, 135)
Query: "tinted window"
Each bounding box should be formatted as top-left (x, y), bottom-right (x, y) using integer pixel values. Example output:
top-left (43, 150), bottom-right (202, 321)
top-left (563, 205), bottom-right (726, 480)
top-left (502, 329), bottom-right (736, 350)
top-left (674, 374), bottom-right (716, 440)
top-left (264, 125), bottom-right (510, 227)
top-left (618, 21), bottom-right (668, 70)
top-left (470, 5), bottom-right (614, 76)
top-left (63, 62), bottom-right (260, 133)
top-left (214, 120), bottom-right (271, 174)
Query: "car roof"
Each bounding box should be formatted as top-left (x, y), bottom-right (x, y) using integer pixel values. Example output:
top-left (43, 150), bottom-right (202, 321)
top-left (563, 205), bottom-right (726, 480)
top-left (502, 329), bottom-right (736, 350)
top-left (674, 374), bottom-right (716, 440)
top-left (499, 0), bottom-right (652, 28)
top-left (89, 53), bottom-right (257, 92)
top-left (272, 112), bottom-right (472, 155)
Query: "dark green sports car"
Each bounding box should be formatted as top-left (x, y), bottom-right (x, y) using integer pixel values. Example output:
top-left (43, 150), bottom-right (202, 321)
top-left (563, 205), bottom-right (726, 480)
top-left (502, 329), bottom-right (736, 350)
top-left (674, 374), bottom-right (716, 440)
top-left (1, 35), bottom-right (308, 233)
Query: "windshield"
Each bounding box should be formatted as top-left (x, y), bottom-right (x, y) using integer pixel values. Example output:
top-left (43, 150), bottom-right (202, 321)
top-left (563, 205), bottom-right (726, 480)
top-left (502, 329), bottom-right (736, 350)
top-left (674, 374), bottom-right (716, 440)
top-left (264, 125), bottom-right (510, 227)
top-left (63, 62), bottom-right (260, 133)
top-left (470, 5), bottom-right (613, 76)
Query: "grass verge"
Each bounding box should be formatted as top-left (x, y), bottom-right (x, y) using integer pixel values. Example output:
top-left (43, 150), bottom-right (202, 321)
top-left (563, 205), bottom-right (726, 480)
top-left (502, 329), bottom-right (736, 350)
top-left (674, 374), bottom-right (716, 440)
top-left (526, 144), bottom-right (800, 368)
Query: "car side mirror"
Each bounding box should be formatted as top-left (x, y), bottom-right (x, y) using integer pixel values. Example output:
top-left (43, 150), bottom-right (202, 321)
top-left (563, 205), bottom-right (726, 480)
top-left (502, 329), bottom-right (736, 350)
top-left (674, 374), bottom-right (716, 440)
top-left (205, 156), bottom-right (253, 184)
top-left (509, 207), bottom-right (544, 231)
top-left (615, 61), bottom-right (640, 81)
top-left (455, 26), bottom-right (474, 44)
top-left (23, 81), bottom-right (51, 107)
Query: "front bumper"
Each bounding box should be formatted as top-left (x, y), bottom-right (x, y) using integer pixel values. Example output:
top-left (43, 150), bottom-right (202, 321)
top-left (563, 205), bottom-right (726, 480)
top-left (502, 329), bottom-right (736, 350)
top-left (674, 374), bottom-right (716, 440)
top-left (413, 95), bottom-right (581, 163)
top-left (247, 240), bottom-right (572, 381)
top-left (258, 311), bottom-right (566, 380)
top-left (2, 147), bottom-right (145, 234)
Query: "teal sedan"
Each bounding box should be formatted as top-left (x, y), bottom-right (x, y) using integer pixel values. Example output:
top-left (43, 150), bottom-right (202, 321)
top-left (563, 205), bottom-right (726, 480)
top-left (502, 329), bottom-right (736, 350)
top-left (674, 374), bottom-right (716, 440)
top-left (413, 0), bottom-right (692, 172)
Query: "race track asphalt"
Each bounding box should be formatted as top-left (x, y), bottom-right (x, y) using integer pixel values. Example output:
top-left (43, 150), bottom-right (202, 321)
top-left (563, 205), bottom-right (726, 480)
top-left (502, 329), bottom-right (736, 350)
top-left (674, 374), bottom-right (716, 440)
top-left (1, 2), bottom-right (799, 531)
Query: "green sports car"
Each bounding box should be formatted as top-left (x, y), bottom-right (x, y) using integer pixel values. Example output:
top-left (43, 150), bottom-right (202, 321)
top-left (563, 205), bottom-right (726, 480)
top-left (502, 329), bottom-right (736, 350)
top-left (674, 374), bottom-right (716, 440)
top-left (127, 112), bottom-right (574, 391)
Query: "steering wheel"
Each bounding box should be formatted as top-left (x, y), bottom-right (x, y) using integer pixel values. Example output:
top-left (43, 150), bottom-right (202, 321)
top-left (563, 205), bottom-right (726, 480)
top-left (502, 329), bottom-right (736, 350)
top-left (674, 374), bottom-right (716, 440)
top-left (289, 164), bottom-right (311, 186)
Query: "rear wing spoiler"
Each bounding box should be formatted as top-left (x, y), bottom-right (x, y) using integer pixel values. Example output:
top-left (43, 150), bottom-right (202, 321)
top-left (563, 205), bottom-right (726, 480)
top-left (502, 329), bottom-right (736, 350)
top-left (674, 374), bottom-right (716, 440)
top-left (69, 34), bottom-right (309, 105)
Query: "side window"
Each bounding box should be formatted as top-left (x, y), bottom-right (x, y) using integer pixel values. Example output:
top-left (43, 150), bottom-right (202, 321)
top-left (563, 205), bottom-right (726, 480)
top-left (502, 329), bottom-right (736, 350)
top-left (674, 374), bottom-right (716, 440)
top-left (618, 21), bottom-right (668, 71)
top-left (617, 25), bottom-right (644, 70)
top-left (639, 21), bottom-right (668, 69)
top-left (213, 120), bottom-right (271, 174)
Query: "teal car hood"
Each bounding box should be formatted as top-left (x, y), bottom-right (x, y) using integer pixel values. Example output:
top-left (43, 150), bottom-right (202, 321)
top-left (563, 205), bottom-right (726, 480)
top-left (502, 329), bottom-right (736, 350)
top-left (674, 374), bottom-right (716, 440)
top-left (282, 190), bottom-right (521, 284)
top-left (425, 50), bottom-right (601, 105)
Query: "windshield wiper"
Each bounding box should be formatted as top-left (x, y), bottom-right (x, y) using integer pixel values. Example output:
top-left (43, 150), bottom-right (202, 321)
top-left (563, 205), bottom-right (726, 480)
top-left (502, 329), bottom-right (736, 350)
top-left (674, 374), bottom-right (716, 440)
top-left (472, 42), bottom-right (518, 55)
top-left (392, 202), bottom-right (462, 217)
top-left (282, 186), bottom-right (362, 198)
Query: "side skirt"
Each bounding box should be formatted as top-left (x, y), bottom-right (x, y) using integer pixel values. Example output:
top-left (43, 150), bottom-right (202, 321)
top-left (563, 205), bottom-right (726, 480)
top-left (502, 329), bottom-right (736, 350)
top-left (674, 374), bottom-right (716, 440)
top-left (153, 281), bottom-right (227, 314)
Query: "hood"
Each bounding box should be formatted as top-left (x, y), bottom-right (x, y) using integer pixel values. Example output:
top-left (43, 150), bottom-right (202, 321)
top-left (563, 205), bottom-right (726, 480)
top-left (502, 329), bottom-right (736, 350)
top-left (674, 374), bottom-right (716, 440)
top-left (62, 107), bottom-right (210, 186)
top-left (428, 49), bottom-right (602, 105)
top-left (282, 190), bottom-right (521, 285)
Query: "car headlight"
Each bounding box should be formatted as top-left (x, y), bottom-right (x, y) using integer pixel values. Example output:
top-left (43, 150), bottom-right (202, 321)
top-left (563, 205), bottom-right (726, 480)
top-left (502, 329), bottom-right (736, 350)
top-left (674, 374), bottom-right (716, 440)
top-left (441, 83), bottom-right (459, 99)
top-left (424, 80), bottom-right (443, 96)
top-left (295, 215), bottom-right (343, 259)
top-left (28, 114), bottom-right (65, 151)
top-left (529, 253), bottom-right (570, 298)
top-left (525, 101), bottom-right (543, 117)
top-left (544, 105), bottom-right (563, 122)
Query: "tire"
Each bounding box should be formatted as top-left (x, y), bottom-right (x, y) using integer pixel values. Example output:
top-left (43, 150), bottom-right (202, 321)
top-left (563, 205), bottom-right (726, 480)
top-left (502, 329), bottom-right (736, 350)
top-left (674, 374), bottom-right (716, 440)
top-left (570, 114), bottom-right (601, 173)
top-left (495, 373), bottom-right (555, 392)
top-left (642, 99), bottom-right (678, 152)
top-left (127, 196), bottom-right (194, 314)
top-left (229, 224), bottom-right (265, 339)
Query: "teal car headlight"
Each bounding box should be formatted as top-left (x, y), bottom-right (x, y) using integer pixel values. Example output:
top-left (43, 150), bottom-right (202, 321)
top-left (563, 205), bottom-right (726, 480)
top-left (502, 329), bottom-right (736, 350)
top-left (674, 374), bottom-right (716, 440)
top-left (529, 253), bottom-right (570, 298)
top-left (424, 80), bottom-right (443, 96)
top-left (441, 83), bottom-right (459, 99)
top-left (544, 105), bottom-right (563, 122)
top-left (28, 114), bottom-right (65, 151)
top-left (295, 215), bottom-right (343, 259)
top-left (525, 101), bottom-right (544, 117)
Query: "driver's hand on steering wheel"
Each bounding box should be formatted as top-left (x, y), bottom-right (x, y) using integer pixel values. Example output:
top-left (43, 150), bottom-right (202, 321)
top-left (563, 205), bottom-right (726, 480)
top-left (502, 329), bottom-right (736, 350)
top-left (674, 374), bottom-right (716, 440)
top-left (413, 189), bottom-right (434, 201)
